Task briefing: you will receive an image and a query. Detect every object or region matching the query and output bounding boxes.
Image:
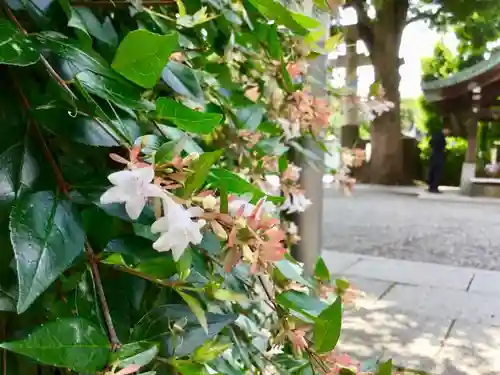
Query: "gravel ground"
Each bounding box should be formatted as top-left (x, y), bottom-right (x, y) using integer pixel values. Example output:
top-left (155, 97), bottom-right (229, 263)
top-left (322, 189), bottom-right (500, 270)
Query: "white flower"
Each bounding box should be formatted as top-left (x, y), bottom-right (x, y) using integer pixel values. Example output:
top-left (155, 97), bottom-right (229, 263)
top-left (287, 222), bottom-right (298, 235)
top-left (151, 199), bottom-right (206, 261)
top-left (277, 118), bottom-right (301, 140)
top-left (100, 166), bottom-right (166, 220)
top-left (228, 195), bottom-right (276, 218)
top-left (281, 192), bottom-right (311, 214)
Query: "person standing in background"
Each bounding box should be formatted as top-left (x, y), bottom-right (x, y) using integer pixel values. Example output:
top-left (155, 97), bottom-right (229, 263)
top-left (428, 127), bottom-right (451, 193)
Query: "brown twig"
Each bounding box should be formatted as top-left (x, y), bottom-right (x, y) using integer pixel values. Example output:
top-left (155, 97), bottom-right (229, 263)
top-left (9, 71), bottom-right (70, 195)
top-left (86, 241), bottom-right (121, 349)
top-left (3, 5), bottom-right (77, 101)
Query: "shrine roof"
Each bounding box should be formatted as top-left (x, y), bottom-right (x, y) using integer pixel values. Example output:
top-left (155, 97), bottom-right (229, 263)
top-left (421, 51), bottom-right (500, 104)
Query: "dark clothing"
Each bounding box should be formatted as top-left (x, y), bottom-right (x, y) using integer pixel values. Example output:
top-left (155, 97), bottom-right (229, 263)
top-left (428, 130), bottom-right (447, 192)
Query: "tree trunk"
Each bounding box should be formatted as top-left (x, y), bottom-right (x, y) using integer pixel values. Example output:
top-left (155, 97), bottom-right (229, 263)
top-left (370, 47), bottom-right (405, 184)
top-left (352, 0), bottom-right (410, 185)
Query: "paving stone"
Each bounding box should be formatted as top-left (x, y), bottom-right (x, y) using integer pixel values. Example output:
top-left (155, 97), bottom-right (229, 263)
top-left (430, 320), bottom-right (500, 374)
top-left (322, 191), bottom-right (500, 270)
top-left (467, 270), bottom-right (500, 295)
top-left (343, 258), bottom-right (474, 290)
top-left (320, 250), bottom-right (362, 274)
top-left (337, 300), bottom-right (451, 372)
top-left (381, 284), bottom-right (500, 325)
top-left (339, 276), bottom-right (393, 301)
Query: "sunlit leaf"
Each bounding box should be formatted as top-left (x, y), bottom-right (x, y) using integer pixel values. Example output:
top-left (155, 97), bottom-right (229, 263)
top-left (313, 298), bottom-right (342, 353)
top-left (112, 30), bottom-right (179, 89)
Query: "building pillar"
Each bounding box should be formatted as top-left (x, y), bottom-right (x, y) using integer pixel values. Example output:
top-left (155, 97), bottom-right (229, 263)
top-left (460, 86), bottom-right (480, 195)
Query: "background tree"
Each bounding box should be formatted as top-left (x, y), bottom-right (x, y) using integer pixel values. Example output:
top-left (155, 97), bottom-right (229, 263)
top-left (344, 0), bottom-right (500, 185)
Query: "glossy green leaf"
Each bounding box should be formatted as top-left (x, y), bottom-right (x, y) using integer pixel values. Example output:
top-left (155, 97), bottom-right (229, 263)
top-left (247, 0), bottom-right (308, 35)
top-left (0, 288), bottom-right (15, 312)
top-left (276, 291), bottom-right (327, 322)
top-left (37, 33), bottom-right (153, 111)
top-left (157, 125), bottom-right (204, 154)
top-left (68, 6), bottom-right (118, 46)
top-left (154, 140), bottom-right (178, 164)
top-left (112, 30), bottom-right (179, 89)
top-left (236, 105), bottom-right (265, 131)
top-left (178, 290), bottom-right (208, 333)
top-left (131, 305), bottom-right (237, 357)
top-left (208, 168), bottom-right (284, 204)
top-left (267, 24), bottom-right (282, 60)
top-left (0, 19), bottom-right (40, 66)
top-left (162, 61), bottom-right (204, 102)
top-left (156, 98), bottom-right (223, 134)
top-left (10, 191), bottom-right (85, 313)
top-left (117, 344), bottom-right (159, 369)
top-left (314, 257), bottom-right (331, 282)
top-left (275, 260), bottom-right (312, 287)
top-left (0, 318), bottom-right (109, 372)
top-left (313, 297), bottom-right (342, 353)
top-left (290, 12), bottom-right (322, 29)
top-left (193, 341), bottom-right (231, 363)
top-left (184, 150), bottom-right (223, 198)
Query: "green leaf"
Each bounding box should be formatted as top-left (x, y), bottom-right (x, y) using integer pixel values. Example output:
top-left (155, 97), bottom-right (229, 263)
top-left (314, 258), bottom-right (330, 282)
top-left (276, 291), bottom-right (327, 322)
top-left (256, 137), bottom-right (289, 156)
top-left (208, 168), bottom-right (283, 204)
top-left (0, 288), bottom-right (15, 312)
top-left (10, 191), bottom-right (85, 313)
top-left (247, 0), bottom-right (308, 35)
top-left (313, 297), bottom-right (342, 353)
top-left (274, 260), bottom-right (312, 287)
top-left (236, 105), bottom-right (265, 131)
top-left (280, 60), bottom-right (295, 93)
top-left (171, 360), bottom-right (211, 374)
top-left (267, 24), bottom-right (283, 60)
top-left (156, 98), bottom-right (223, 134)
top-left (117, 344), bottom-right (159, 369)
top-left (377, 359), bottom-right (393, 375)
top-left (0, 318), bottom-right (109, 372)
top-left (0, 19), bottom-right (39, 66)
top-left (290, 12), bottom-right (322, 29)
top-left (178, 291), bottom-right (208, 333)
top-left (68, 7), bottom-right (118, 46)
top-left (157, 125), bottom-right (204, 154)
top-left (112, 30), bottom-right (179, 89)
top-left (184, 150), bottom-right (223, 198)
top-left (176, 247), bottom-right (192, 279)
top-left (37, 33), bottom-right (153, 111)
top-left (162, 61), bottom-right (204, 103)
top-left (131, 305), bottom-right (237, 357)
top-left (193, 341), bottom-right (231, 363)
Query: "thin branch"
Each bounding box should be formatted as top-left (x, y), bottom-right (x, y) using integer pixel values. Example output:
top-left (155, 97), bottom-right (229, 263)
top-left (86, 241), bottom-right (121, 349)
top-left (343, 0), bottom-right (374, 54)
top-left (10, 71), bottom-right (70, 195)
top-left (10, 70), bottom-right (121, 351)
top-left (406, 7), bottom-right (443, 26)
top-left (3, 5), bottom-right (77, 101)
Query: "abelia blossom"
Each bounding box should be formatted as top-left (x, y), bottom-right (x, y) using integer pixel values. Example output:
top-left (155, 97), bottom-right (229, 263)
top-left (100, 166), bottom-right (166, 220)
top-left (281, 192), bottom-right (312, 214)
top-left (151, 199), bottom-right (206, 261)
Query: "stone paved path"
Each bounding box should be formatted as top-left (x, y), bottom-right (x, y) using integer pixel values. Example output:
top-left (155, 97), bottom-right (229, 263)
top-left (322, 187), bottom-right (500, 270)
top-left (323, 250), bottom-right (500, 375)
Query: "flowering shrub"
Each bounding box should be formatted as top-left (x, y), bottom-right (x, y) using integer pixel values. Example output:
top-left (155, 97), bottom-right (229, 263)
top-left (0, 0), bottom-right (396, 374)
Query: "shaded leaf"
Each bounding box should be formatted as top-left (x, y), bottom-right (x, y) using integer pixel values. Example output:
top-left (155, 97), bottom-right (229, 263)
top-left (112, 30), bottom-right (178, 89)
top-left (183, 150), bottom-right (223, 198)
top-left (157, 125), bottom-right (204, 154)
top-left (276, 290), bottom-right (327, 322)
top-left (0, 19), bottom-right (39, 66)
top-left (162, 61), bottom-right (204, 103)
top-left (68, 6), bottom-right (118, 46)
top-left (178, 290), bottom-right (208, 333)
top-left (131, 304), bottom-right (236, 357)
top-left (10, 191), bottom-right (85, 313)
top-left (0, 318), bottom-right (109, 372)
top-left (275, 260), bottom-right (312, 287)
top-left (247, 0), bottom-right (308, 35)
top-left (156, 98), bottom-right (223, 134)
top-left (313, 297), bottom-right (342, 353)
top-left (236, 105), bottom-right (265, 131)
